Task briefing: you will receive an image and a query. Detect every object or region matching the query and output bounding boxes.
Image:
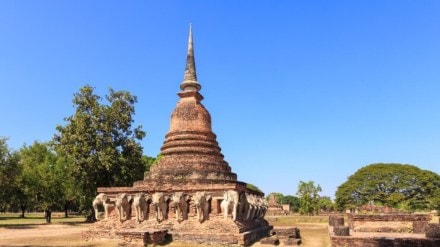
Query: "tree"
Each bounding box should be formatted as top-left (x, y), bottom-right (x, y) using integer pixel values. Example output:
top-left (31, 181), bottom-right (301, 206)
top-left (296, 180), bottom-right (322, 215)
top-left (53, 85), bottom-right (146, 220)
top-left (54, 154), bottom-right (78, 217)
top-left (17, 142), bottom-right (68, 218)
top-left (0, 138), bottom-right (22, 213)
top-left (319, 196), bottom-right (335, 212)
top-left (282, 195), bottom-right (301, 213)
top-left (17, 142), bottom-right (77, 219)
top-left (335, 163), bottom-right (440, 212)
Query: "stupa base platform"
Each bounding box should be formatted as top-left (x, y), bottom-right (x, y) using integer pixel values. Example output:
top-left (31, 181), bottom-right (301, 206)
top-left (83, 215), bottom-right (272, 246)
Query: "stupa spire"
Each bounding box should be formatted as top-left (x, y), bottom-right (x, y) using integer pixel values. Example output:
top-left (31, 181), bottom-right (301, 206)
top-left (180, 23), bottom-right (201, 92)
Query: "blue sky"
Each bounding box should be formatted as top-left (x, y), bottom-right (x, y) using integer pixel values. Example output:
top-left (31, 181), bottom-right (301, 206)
top-left (1, 1), bottom-right (439, 198)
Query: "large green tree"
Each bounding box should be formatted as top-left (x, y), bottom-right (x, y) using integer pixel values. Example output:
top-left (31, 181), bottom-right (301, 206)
top-left (17, 142), bottom-right (75, 218)
top-left (283, 195), bottom-right (301, 213)
top-left (296, 180), bottom-right (322, 215)
top-left (335, 163), bottom-right (440, 211)
top-left (319, 196), bottom-right (335, 212)
top-left (53, 85), bottom-right (146, 219)
top-left (0, 138), bottom-right (22, 213)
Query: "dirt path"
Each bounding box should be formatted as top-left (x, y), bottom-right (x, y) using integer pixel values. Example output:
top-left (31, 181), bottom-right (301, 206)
top-left (0, 224), bottom-right (116, 247)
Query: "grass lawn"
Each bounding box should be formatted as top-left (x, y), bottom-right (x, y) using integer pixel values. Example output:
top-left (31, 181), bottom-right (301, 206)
top-left (266, 215), bottom-right (331, 247)
top-left (0, 212), bottom-right (86, 226)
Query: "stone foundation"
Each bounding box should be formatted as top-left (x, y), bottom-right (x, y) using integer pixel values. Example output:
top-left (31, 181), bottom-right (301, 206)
top-left (84, 214), bottom-right (272, 246)
top-left (329, 216), bottom-right (345, 227)
top-left (271, 227), bottom-right (301, 239)
top-left (261, 227), bottom-right (301, 246)
top-left (426, 223), bottom-right (440, 238)
top-left (348, 213), bottom-right (431, 233)
top-left (329, 213), bottom-right (439, 247)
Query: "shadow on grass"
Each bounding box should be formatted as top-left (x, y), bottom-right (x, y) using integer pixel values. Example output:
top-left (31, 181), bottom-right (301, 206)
top-left (0, 224), bottom-right (39, 229)
top-left (0, 220), bottom-right (92, 229)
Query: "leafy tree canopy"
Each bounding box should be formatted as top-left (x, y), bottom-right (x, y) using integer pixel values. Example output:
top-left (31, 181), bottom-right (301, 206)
top-left (319, 196), bottom-right (336, 212)
top-left (296, 180), bottom-right (322, 215)
top-left (335, 163), bottom-right (440, 211)
top-left (54, 85), bottom-right (146, 216)
top-left (0, 138), bottom-right (21, 212)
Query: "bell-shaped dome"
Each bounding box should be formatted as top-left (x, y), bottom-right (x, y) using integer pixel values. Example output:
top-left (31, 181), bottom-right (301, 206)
top-left (169, 95), bottom-right (211, 133)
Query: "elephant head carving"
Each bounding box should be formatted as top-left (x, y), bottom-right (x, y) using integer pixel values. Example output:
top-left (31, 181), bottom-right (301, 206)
top-left (152, 192), bottom-right (169, 222)
top-left (220, 190), bottom-right (239, 221)
top-left (260, 198), bottom-right (268, 218)
top-left (133, 193), bottom-right (151, 223)
top-left (171, 192), bottom-right (190, 222)
top-left (115, 193), bottom-right (133, 222)
top-left (193, 191), bottom-right (211, 223)
top-left (238, 192), bottom-right (249, 220)
top-left (92, 193), bottom-right (113, 220)
top-left (245, 194), bottom-right (257, 221)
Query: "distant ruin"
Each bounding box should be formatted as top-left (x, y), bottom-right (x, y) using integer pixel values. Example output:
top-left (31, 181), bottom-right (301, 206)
top-left (329, 205), bottom-right (440, 247)
top-left (265, 193), bottom-right (287, 216)
top-left (83, 25), bottom-right (272, 246)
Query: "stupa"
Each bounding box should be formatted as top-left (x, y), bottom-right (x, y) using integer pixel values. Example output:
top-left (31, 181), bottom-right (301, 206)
top-left (85, 25), bottom-right (272, 246)
top-left (138, 24), bottom-right (237, 188)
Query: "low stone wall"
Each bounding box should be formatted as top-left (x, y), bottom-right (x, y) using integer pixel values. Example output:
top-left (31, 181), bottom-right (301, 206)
top-left (330, 236), bottom-right (440, 247)
top-left (348, 214), bottom-right (431, 233)
top-left (171, 225), bottom-right (273, 246)
top-left (261, 227), bottom-right (301, 246)
top-left (116, 229), bottom-right (168, 245)
top-left (426, 223), bottom-right (440, 238)
top-left (171, 232), bottom-right (240, 245)
top-left (83, 229), bottom-right (168, 246)
top-left (329, 216), bottom-right (345, 227)
top-left (271, 227), bottom-right (301, 239)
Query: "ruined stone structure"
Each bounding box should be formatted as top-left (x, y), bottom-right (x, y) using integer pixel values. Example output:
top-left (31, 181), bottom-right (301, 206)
top-left (265, 193), bottom-right (287, 216)
top-left (348, 213), bottom-right (432, 233)
top-left (328, 213), bottom-right (440, 247)
top-left (84, 25), bottom-right (272, 246)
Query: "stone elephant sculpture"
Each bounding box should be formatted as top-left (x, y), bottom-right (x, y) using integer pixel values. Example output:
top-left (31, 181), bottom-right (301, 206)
top-left (193, 191), bottom-right (211, 223)
top-left (238, 192), bottom-right (249, 220)
top-left (92, 193), bottom-right (113, 220)
top-left (253, 196), bottom-right (268, 219)
top-left (152, 192), bottom-right (169, 222)
top-left (254, 196), bottom-right (263, 219)
top-left (115, 193), bottom-right (133, 222)
top-left (220, 190), bottom-right (239, 221)
top-left (245, 194), bottom-right (257, 221)
top-left (133, 193), bottom-right (151, 223)
top-left (260, 198), bottom-right (268, 218)
top-left (171, 192), bottom-right (190, 222)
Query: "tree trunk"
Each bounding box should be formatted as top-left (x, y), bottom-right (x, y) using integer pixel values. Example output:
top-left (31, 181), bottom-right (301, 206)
top-left (64, 202), bottom-right (69, 218)
top-left (44, 209), bottom-right (52, 223)
top-left (20, 204), bottom-right (26, 218)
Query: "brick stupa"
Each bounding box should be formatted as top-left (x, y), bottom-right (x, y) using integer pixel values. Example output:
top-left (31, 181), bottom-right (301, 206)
top-left (137, 24), bottom-right (237, 189)
top-left (86, 25), bottom-right (272, 246)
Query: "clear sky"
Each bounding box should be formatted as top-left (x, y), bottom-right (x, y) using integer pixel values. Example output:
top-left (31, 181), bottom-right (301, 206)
top-left (1, 1), bottom-right (439, 198)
